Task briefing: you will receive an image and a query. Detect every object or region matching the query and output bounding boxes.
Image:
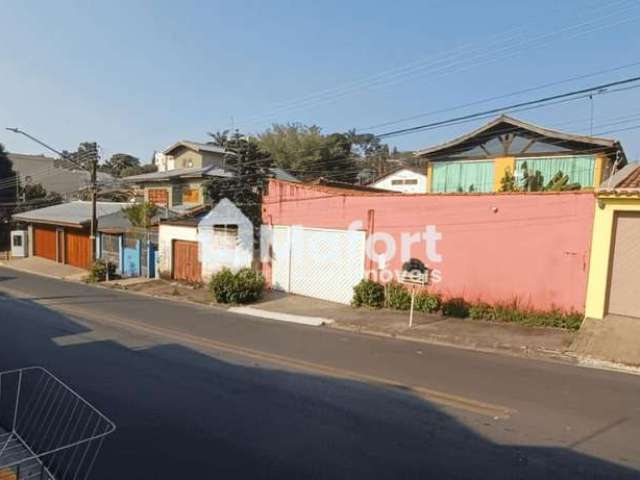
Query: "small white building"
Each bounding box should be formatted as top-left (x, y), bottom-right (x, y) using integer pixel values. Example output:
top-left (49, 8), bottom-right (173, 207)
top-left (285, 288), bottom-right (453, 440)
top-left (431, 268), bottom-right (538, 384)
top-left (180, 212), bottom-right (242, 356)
top-left (369, 167), bottom-right (427, 194)
top-left (198, 198), bottom-right (254, 278)
top-left (158, 198), bottom-right (254, 282)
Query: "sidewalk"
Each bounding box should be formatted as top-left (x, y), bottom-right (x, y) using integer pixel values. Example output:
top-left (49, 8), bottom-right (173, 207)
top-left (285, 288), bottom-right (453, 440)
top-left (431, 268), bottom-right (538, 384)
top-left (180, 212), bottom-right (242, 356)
top-left (0, 257), bottom-right (86, 281)
top-left (252, 292), bottom-right (577, 360)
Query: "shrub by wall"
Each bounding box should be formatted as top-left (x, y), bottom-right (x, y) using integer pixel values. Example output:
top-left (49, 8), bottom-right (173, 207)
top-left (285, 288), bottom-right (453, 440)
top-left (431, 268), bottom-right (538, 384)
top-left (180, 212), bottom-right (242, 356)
top-left (470, 301), bottom-right (583, 330)
top-left (442, 297), bottom-right (470, 318)
top-left (386, 283), bottom-right (412, 310)
top-left (85, 260), bottom-right (116, 283)
top-left (352, 279), bottom-right (385, 308)
top-left (414, 292), bottom-right (442, 313)
top-left (209, 267), bottom-right (265, 304)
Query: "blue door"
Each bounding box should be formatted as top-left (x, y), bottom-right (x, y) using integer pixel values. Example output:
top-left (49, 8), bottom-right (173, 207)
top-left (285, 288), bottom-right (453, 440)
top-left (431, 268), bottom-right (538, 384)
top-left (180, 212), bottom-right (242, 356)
top-left (123, 240), bottom-right (141, 277)
top-left (148, 243), bottom-right (157, 278)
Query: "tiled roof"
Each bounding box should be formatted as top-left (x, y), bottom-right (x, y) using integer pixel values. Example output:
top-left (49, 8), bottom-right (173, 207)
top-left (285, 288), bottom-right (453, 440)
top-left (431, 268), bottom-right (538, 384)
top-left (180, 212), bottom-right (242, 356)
top-left (616, 165), bottom-right (640, 188)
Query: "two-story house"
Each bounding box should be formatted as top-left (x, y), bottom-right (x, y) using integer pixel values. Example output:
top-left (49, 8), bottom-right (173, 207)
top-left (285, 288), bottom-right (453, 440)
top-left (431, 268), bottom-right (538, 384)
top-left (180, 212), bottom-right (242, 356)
top-left (415, 115), bottom-right (626, 193)
top-left (124, 141), bottom-right (234, 210)
top-left (125, 140), bottom-right (299, 210)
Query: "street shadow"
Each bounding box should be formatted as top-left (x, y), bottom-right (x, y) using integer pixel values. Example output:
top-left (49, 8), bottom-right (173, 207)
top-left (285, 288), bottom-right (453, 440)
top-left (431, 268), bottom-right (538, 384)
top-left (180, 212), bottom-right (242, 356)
top-left (0, 293), bottom-right (637, 479)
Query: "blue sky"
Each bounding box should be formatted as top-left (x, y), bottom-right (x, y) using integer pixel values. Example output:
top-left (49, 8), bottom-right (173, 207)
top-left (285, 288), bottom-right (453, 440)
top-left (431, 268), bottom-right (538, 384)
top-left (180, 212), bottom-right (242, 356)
top-left (2, 0), bottom-right (640, 162)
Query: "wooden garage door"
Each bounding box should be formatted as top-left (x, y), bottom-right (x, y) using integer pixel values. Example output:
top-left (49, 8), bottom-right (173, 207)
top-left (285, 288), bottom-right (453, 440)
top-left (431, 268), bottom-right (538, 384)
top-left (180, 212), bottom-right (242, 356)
top-left (607, 213), bottom-right (640, 318)
top-left (172, 240), bottom-right (201, 283)
top-left (34, 226), bottom-right (57, 261)
top-left (64, 229), bottom-right (92, 269)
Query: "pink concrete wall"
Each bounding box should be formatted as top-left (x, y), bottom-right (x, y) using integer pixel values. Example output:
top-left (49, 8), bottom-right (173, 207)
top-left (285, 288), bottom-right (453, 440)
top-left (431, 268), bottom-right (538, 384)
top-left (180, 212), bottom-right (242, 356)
top-left (262, 180), bottom-right (596, 312)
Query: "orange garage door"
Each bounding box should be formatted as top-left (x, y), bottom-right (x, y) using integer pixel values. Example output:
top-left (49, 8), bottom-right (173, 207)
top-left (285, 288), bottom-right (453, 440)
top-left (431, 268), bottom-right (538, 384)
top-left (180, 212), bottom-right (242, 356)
top-left (33, 226), bottom-right (57, 261)
top-left (172, 240), bottom-right (201, 283)
top-left (64, 229), bottom-right (92, 269)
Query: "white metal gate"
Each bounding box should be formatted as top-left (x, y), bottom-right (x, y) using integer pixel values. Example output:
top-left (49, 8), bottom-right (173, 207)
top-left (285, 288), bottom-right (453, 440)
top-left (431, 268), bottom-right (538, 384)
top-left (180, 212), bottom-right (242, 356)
top-left (271, 226), bottom-right (366, 304)
top-left (271, 226), bottom-right (291, 291)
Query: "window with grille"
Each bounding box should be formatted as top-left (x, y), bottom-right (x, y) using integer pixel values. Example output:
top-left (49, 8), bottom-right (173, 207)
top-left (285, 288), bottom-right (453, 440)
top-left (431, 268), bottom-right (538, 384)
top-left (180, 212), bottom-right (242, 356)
top-left (148, 188), bottom-right (168, 205)
top-left (213, 225), bottom-right (239, 250)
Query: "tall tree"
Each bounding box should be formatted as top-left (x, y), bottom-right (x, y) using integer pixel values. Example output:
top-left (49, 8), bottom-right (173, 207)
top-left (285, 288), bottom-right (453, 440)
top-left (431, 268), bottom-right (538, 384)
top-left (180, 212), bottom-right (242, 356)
top-left (0, 144), bottom-right (18, 220)
top-left (206, 130), bottom-right (272, 226)
top-left (207, 130), bottom-right (230, 148)
top-left (100, 153), bottom-right (140, 177)
top-left (58, 142), bottom-right (98, 170)
top-left (257, 123), bottom-right (358, 182)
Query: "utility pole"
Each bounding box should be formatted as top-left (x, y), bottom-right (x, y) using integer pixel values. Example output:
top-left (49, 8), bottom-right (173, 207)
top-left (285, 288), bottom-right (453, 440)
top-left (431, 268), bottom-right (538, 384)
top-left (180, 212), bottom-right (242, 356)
top-left (87, 143), bottom-right (99, 261)
top-left (5, 128), bottom-right (100, 262)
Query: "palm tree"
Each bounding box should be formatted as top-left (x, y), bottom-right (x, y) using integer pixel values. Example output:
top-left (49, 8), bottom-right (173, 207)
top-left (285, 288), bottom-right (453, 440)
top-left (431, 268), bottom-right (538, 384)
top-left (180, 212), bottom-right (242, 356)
top-left (207, 130), bottom-right (230, 148)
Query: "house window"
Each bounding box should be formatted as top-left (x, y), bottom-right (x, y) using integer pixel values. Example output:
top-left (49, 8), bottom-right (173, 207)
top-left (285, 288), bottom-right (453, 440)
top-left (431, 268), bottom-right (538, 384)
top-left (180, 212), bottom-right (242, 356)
top-left (12, 235), bottom-right (22, 247)
top-left (182, 188), bottom-right (200, 204)
top-left (515, 155), bottom-right (595, 188)
top-left (432, 161), bottom-right (494, 193)
top-left (213, 225), bottom-right (239, 250)
top-left (148, 188), bottom-right (169, 205)
top-left (391, 178), bottom-right (419, 186)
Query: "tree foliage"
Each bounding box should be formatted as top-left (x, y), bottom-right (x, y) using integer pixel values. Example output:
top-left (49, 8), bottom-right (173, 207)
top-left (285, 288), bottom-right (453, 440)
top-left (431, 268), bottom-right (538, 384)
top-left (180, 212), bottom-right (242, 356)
top-left (257, 123), bottom-right (358, 183)
top-left (100, 153), bottom-right (138, 177)
top-left (0, 143), bottom-right (17, 219)
top-left (206, 131), bottom-right (272, 226)
top-left (122, 202), bottom-right (159, 229)
top-left (58, 142), bottom-right (98, 171)
top-left (499, 162), bottom-right (582, 192)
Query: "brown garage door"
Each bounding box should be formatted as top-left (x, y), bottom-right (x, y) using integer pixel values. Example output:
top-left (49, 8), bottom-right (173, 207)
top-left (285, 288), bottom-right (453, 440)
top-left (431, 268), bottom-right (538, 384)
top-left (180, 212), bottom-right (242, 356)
top-left (34, 226), bottom-right (57, 261)
top-left (172, 240), bottom-right (201, 283)
top-left (607, 213), bottom-right (640, 318)
top-left (64, 229), bottom-right (92, 269)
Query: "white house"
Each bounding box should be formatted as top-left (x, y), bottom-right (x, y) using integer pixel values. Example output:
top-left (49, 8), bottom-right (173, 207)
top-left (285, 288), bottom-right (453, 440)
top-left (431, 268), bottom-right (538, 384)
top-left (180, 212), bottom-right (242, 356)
top-left (158, 198), bottom-right (254, 282)
top-left (369, 167), bottom-right (427, 194)
top-left (198, 198), bottom-right (254, 278)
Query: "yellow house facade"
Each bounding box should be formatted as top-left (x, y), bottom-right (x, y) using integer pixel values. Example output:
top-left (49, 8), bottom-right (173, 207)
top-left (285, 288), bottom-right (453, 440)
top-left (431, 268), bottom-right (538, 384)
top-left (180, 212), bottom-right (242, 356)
top-left (585, 164), bottom-right (640, 320)
top-left (417, 115), bottom-right (624, 193)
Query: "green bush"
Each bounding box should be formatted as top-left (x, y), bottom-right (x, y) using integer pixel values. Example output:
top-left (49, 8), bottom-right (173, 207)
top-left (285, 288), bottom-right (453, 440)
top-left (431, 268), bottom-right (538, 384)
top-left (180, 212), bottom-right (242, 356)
top-left (386, 282), bottom-right (412, 310)
top-left (85, 260), bottom-right (116, 283)
top-left (209, 268), bottom-right (265, 304)
top-left (442, 297), bottom-right (470, 318)
top-left (414, 292), bottom-right (441, 313)
top-left (468, 300), bottom-right (584, 330)
top-left (352, 279), bottom-right (385, 308)
top-left (469, 302), bottom-right (496, 321)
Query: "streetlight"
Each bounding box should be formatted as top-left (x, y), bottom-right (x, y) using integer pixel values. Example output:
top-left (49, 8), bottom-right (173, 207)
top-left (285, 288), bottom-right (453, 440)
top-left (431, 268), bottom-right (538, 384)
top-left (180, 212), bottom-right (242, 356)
top-left (5, 128), bottom-right (99, 261)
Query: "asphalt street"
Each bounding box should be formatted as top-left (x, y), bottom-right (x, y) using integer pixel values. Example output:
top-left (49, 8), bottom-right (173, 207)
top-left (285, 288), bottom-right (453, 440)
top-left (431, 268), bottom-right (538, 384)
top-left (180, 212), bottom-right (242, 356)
top-left (0, 268), bottom-right (638, 479)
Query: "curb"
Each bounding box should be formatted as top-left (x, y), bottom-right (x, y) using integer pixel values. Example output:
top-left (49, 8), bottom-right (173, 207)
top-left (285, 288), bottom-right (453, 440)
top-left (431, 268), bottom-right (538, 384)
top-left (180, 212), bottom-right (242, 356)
top-left (328, 323), bottom-right (578, 365)
top-left (228, 306), bottom-right (332, 327)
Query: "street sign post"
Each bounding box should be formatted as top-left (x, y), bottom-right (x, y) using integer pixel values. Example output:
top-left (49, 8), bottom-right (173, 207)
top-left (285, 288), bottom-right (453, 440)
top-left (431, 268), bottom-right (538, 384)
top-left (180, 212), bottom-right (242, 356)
top-left (399, 259), bottom-right (428, 328)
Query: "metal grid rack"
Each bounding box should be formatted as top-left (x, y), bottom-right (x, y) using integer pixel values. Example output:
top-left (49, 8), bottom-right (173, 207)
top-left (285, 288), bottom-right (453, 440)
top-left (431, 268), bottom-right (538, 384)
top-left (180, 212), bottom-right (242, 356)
top-left (0, 367), bottom-right (115, 480)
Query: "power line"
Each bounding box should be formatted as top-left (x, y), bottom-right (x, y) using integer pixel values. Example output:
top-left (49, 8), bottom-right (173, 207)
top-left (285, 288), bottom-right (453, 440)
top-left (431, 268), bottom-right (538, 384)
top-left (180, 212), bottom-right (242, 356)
top-left (361, 60), bottom-right (640, 132)
top-left (375, 75), bottom-right (640, 139)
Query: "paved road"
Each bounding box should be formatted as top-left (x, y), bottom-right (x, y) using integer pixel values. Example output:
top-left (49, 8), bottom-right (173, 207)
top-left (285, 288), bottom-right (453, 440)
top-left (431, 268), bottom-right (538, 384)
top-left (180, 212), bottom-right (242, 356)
top-left (0, 268), bottom-right (639, 479)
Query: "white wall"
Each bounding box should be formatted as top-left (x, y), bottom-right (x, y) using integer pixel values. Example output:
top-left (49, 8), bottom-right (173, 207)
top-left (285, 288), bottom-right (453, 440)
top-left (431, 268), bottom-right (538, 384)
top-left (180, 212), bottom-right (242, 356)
top-left (158, 224), bottom-right (198, 277)
top-left (372, 169), bottom-right (427, 193)
top-left (198, 198), bottom-right (253, 278)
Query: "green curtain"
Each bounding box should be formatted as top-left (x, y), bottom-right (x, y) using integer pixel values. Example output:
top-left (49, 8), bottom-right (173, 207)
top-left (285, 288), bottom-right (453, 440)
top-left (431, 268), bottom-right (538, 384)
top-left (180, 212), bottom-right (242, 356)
top-left (515, 155), bottom-right (595, 188)
top-left (431, 161), bottom-right (494, 193)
